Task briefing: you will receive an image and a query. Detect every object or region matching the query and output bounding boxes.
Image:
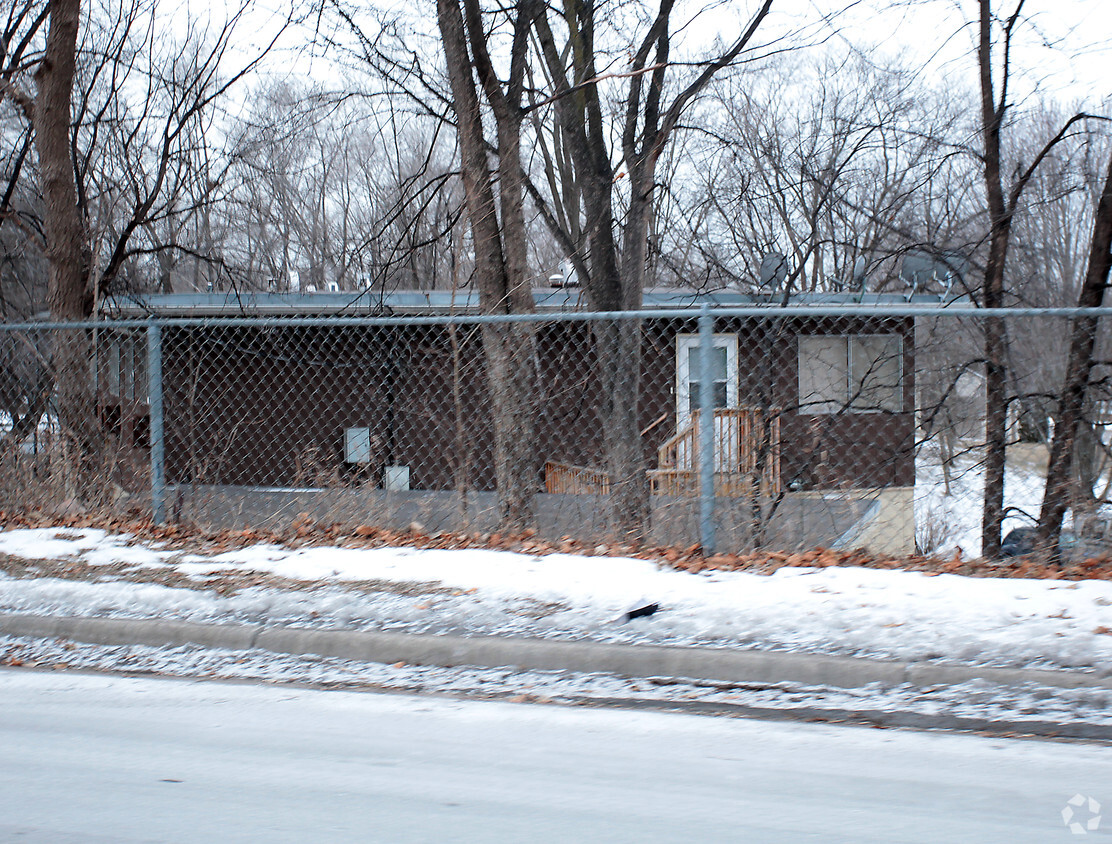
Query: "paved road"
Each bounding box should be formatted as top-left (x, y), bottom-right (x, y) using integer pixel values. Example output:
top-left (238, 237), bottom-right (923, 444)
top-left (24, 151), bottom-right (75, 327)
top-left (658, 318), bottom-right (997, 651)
top-left (0, 668), bottom-right (1108, 843)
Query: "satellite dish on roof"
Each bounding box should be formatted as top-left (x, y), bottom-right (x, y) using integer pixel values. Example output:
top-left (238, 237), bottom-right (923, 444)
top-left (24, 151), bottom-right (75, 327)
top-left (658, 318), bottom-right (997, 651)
top-left (852, 255), bottom-right (868, 289)
top-left (759, 252), bottom-right (789, 291)
top-left (900, 250), bottom-right (965, 297)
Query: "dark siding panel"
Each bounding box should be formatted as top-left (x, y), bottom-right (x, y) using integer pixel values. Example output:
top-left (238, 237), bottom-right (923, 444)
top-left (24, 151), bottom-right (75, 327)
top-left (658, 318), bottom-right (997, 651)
top-left (160, 316), bottom-right (916, 491)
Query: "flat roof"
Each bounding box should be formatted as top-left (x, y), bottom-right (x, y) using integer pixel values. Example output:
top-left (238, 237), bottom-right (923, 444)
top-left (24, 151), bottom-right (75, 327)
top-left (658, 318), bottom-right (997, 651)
top-left (102, 287), bottom-right (958, 316)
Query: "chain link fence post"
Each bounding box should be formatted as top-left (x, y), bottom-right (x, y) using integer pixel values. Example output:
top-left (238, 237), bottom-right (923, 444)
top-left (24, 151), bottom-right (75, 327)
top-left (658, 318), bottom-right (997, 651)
top-left (147, 319), bottom-right (166, 525)
top-left (698, 305), bottom-right (716, 554)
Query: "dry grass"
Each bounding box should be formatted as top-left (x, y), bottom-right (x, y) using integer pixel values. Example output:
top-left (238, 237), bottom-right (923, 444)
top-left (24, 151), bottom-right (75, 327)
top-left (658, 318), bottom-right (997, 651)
top-left (1007, 442), bottom-right (1050, 475)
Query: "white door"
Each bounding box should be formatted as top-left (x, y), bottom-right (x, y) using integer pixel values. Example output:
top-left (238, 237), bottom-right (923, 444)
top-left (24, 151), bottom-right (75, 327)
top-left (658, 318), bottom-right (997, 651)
top-left (675, 334), bottom-right (739, 471)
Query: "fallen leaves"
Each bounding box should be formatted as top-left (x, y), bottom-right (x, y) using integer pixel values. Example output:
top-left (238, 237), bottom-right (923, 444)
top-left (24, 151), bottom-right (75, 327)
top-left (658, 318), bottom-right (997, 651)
top-left (3, 508), bottom-right (1111, 583)
top-left (507, 693), bottom-right (551, 704)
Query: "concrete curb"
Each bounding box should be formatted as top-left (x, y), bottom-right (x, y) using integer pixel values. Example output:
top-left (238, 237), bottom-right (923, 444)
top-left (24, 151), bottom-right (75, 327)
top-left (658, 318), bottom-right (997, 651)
top-left (575, 698), bottom-right (1112, 741)
top-left (2, 611), bottom-right (1110, 692)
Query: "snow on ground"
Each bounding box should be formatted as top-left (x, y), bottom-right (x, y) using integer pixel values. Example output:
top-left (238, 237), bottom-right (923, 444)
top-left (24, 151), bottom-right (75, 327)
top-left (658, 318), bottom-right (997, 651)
top-left (0, 411), bottom-right (59, 452)
top-left (915, 446), bottom-right (1050, 559)
top-left (2, 526), bottom-right (1112, 671)
top-left (4, 635), bottom-right (1112, 729)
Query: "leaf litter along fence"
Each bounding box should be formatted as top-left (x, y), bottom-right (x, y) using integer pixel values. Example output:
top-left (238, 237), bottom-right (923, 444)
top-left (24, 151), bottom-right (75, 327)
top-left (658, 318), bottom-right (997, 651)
top-left (3, 305), bottom-right (1112, 560)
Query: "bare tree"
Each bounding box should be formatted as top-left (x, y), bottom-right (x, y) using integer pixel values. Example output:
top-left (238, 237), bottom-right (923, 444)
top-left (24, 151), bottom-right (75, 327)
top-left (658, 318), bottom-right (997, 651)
top-left (526, 0), bottom-right (774, 537)
top-left (1035, 149), bottom-right (1112, 557)
top-left (219, 84), bottom-right (459, 296)
top-left (436, 0), bottom-right (539, 528)
top-left (972, 0), bottom-right (1099, 557)
top-left (0, 0), bottom-right (286, 504)
top-left (0, 0), bottom-right (99, 470)
top-left (685, 52), bottom-right (971, 293)
top-left (325, 0), bottom-right (776, 534)
top-left (1, 2), bottom-right (86, 317)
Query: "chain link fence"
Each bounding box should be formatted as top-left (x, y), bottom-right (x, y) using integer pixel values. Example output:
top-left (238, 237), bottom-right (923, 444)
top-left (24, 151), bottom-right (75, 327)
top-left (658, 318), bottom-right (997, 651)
top-left (3, 305), bottom-right (1112, 560)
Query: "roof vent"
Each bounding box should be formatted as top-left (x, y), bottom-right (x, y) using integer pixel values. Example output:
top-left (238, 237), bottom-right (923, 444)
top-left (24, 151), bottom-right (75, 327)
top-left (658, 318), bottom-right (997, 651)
top-left (549, 260), bottom-right (577, 288)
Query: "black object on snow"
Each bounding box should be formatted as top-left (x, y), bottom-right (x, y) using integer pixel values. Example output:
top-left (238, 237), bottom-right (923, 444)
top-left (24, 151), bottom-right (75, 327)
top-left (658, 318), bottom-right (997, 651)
top-left (1001, 527), bottom-right (1036, 557)
top-left (623, 603), bottom-right (660, 621)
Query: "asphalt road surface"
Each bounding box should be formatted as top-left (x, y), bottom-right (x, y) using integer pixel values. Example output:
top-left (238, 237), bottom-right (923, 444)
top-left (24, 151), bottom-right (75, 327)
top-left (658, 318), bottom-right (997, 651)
top-left (1, 668), bottom-right (1108, 843)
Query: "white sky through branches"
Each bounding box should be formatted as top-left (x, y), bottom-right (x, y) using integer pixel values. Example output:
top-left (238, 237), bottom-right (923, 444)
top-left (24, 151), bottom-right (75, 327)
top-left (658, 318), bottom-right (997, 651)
top-left (184, 0), bottom-right (1110, 108)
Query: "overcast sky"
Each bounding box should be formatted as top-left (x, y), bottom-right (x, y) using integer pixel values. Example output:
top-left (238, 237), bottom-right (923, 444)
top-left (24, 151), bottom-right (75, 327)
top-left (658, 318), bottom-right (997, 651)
top-left (803, 0), bottom-right (1112, 106)
top-left (200, 0), bottom-right (1110, 109)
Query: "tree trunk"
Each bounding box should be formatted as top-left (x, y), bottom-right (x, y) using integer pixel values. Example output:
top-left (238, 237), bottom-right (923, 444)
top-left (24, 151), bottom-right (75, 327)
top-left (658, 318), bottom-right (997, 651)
top-left (36, 0), bottom-right (90, 321)
top-left (592, 162), bottom-right (655, 537)
top-left (481, 322), bottom-right (538, 529)
top-left (592, 318), bottom-right (645, 533)
top-left (1073, 419), bottom-right (1100, 511)
top-left (33, 0), bottom-right (100, 496)
top-left (436, 0), bottom-right (538, 529)
top-left (1035, 151), bottom-right (1112, 559)
top-left (981, 312), bottom-right (1008, 558)
top-left (976, 0), bottom-right (1009, 560)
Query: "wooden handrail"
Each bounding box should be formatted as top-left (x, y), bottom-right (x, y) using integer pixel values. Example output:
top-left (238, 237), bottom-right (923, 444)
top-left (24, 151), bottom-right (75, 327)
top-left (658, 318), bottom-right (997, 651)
top-left (544, 460), bottom-right (610, 495)
top-left (656, 407), bottom-right (781, 495)
top-left (545, 407), bottom-right (782, 498)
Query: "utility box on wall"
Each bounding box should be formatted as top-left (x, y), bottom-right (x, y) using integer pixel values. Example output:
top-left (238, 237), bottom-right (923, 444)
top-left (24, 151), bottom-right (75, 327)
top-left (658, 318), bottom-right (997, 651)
top-left (383, 465), bottom-right (410, 491)
top-left (344, 427), bottom-right (372, 464)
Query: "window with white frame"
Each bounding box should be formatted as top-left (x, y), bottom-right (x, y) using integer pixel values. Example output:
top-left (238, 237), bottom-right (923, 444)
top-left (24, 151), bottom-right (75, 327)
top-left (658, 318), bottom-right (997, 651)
top-left (797, 334), bottom-right (903, 414)
top-left (676, 334), bottom-right (738, 424)
top-left (104, 331), bottom-right (148, 402)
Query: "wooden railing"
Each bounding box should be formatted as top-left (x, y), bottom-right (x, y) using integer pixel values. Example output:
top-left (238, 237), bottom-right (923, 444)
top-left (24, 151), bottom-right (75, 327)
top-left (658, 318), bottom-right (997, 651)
top-left (544, 461), bottom-right (611, 495)
top-left (651, 407), bottom-right (781, 497)
top-left (545, 408), bottom-right (782, 499)
top-left (648, 469), bottom-right (772, 497)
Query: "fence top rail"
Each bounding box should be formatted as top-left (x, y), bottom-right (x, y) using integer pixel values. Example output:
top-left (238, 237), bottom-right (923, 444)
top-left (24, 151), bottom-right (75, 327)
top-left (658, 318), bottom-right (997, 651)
top-left (6, 305), bottom-right (1112, 331)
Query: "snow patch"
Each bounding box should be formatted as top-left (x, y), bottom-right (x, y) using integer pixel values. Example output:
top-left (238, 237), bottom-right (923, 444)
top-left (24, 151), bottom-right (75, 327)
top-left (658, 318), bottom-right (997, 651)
top-left (2, 524), bottom-right (1112, 670)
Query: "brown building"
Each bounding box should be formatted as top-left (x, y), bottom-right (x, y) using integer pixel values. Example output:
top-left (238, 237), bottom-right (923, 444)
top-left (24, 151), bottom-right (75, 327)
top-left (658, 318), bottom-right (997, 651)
top-left (101, 289), bottom-right (946, 552)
